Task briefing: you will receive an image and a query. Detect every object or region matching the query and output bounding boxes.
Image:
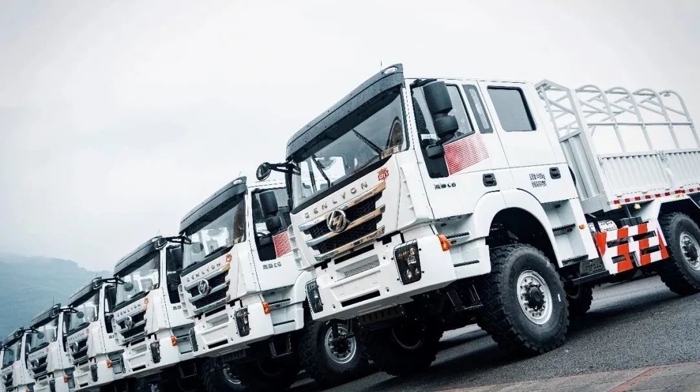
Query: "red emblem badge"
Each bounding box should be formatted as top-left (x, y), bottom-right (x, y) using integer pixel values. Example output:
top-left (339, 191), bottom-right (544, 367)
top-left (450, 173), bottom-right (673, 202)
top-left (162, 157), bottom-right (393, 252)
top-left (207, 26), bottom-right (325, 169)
top-left (378, 168), bottom-right (389, 181)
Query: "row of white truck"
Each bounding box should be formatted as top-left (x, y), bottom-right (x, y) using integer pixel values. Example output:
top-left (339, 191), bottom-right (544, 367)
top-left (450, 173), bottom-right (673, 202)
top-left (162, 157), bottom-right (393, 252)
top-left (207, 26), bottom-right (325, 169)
top-left (3, 63), bottom-right (700, 392)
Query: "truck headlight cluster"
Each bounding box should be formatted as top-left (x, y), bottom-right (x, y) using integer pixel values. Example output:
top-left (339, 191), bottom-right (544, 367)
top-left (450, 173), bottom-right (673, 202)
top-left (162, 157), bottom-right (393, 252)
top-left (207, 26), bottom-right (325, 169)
top-left (394, 241), bottom-right (422, 284)
top-left (235, 308), bottom-right (250, 337)
top-left (306, 279), bottom-right (324, 313)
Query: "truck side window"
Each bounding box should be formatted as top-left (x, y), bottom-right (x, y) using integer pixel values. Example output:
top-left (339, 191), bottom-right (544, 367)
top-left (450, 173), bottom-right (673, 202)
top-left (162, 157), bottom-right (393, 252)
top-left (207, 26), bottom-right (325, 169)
top-left (463, 85), bottom-right (492, 133)
top-left (252, 189), bottom-right (291, 262)
top-left (487, 87), bottom-right (536, 132)
top-left (412, 84), bottom-right (475, 178)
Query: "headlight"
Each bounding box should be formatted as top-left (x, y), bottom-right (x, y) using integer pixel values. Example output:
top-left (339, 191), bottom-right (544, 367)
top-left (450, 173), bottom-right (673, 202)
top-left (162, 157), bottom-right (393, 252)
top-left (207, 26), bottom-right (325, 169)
top-left (235, 308), bottom-right (250, 337)
top-left (394, 241), bottom-right (422, 284)
top-left (306, 279), bottom-right (324, 313)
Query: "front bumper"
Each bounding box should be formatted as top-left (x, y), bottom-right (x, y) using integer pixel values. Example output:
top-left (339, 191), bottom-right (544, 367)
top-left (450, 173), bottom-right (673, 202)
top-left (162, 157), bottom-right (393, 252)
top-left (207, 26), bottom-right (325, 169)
top-left (192, 301), bottom-right (274, 359)
top-left (34, 372), bottom-right (71, 392)
top-left (74, 356), bottom-right (121, 391)
top-left (311, 234), bottom-right (457, 321)
top-left (122, 334), bottom-right (193, 378)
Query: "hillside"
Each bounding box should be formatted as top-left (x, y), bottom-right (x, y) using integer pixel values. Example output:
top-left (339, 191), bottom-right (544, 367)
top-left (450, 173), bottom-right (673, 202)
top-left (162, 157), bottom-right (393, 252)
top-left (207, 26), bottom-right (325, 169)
top-left (0, 254), bottom-right (110, 338)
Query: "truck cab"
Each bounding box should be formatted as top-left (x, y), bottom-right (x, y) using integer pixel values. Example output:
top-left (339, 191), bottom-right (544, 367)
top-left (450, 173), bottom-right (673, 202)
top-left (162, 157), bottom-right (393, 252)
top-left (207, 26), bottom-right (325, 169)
top-left (66, 278), bottom-right (125, 391)
top-left (2, 328), bottom-right (35, 392)
top-left (27, 304), bottom-right (75, 392)
top-left (266, 63), bottom-right (700, 376)
top-left (180, 177), bottom-right (367, 390)
top-left (109, 236), bottom-right (197, 390)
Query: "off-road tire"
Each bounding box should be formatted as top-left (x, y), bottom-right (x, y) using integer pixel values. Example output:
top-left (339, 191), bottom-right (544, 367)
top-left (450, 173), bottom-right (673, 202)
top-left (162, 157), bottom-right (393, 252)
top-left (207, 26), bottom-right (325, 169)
top-left (565, 283), bottom-right (593, 318)
top-left (476, 244), bottom-right (569, 355)
top-left (201, 358), bottom-right (242, 392)
top-left (299, 319), bottom-right (369, 387)
top-left (233, 356), bottom-right (299, 392)
top-left (365, 320), bottom-right (443, 377)
top-left (658, 213), bottom-right (700, 295)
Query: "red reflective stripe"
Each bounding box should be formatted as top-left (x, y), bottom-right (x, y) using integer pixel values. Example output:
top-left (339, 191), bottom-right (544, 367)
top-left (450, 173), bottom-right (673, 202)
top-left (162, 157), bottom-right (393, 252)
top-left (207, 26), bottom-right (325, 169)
top-left (634, 196), bottom-right (641, 201)
top-left (624, 198), bottom-right (631, 203)
top-left (616, 227), bottom-right (633, 273)
top-left (594, 232), bottom-right (608, 257)
top-left (613, 200), bottom-right (621, 205)
top-left (638, 223), bottom-right (651, 266)
top-left (655, 194), bottom-right (662, 198)
top-left (645, 195), bottom-right (652, 200)
top-left (665, 192), bottom-right (671, 196)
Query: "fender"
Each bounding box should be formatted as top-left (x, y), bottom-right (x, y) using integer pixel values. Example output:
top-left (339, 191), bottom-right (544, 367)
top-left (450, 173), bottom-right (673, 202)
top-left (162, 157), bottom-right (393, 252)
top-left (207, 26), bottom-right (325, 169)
top-left (289, 270), bottom-right (314, 305)
top-left (458, 191), bottom-right (507, 241)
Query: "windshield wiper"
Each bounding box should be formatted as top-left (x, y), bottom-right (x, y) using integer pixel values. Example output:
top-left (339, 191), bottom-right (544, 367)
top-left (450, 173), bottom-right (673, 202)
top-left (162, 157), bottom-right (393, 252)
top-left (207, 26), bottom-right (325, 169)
top-left (351, 129), bottom-right (383, 154)
top-left (310, 154), bottom-right (332, 188)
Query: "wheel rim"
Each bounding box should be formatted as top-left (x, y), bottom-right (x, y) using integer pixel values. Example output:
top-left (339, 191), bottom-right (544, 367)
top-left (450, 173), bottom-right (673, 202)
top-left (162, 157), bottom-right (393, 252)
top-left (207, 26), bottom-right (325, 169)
top-left (390, 324), bottom-right (424, 351)
top-left (679, 231), bottom-right (700, 271)
top-left (517, 270), bottom-right (553, 325)
top-left (221, 363), bottom-right (242, 387)
top-left (323, 323), bottom-right (357, 365)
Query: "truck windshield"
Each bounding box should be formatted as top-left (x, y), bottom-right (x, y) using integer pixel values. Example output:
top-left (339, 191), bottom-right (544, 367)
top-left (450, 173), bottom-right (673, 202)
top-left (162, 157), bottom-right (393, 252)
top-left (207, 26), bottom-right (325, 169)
top-left (29, 318), bottom-right (59, 352)
top-left (67, 293), bottom-right (99, 334)
top-left (2, 340), bottom-right (19, 368)
top-left (290, 90), bottom-right (405, 208)
top-left (183, 196), bottom-right (247, 270)
top-left (115, 254), bottom-right (160, 308)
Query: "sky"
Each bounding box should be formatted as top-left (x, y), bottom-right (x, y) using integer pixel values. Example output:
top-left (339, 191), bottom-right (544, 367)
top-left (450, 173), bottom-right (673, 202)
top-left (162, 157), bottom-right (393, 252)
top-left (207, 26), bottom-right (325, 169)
top-left (1, 0), bottom-right (700, 271)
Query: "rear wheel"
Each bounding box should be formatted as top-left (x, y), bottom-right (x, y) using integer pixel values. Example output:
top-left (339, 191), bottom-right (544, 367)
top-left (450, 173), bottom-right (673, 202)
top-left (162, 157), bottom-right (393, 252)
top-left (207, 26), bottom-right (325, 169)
top-left (658, 213), bottom-right (700, 295)
top-left (476, 244), bottom-right (569, 355)
top-left (565, 283), bottom-right (593, 318)
top-left (233, 356), bottom-right (299, 392)
top-left (299, 319), bottom-right (369, 387)
top-left (365, 319), bottom-right (443, 377)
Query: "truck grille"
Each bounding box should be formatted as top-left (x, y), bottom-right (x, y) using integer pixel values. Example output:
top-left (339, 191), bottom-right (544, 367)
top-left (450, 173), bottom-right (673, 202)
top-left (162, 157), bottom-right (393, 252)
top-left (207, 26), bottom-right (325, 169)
top-left (117, 310), bottom-right (147, 344)
top-left (186, 270), bottom-right (229, 316)
top-left (70, 337), bottom-right (89, 365)
top-left (31, 355), bottom-right (48, 379)
top-left (302, 182), bottom-right (386, 262)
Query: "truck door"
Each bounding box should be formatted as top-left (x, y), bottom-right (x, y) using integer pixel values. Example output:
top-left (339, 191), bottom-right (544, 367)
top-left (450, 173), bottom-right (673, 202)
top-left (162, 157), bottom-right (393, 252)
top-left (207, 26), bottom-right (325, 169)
top-left (413, 80), bottom-right (510, 218)
top-left (479, 82), bottom-right (567, 203)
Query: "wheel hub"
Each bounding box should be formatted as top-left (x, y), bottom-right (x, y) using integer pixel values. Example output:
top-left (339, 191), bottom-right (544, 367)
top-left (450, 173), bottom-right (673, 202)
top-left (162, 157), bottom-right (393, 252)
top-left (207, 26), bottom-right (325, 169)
top-left (680, 231), bottom-right (700, 270)
top-left (525, 286), bottom-right (546, 310)
top-left (517, 270), bottom-right (554, 325)
top-left (324, 323), bottom-right (357, 365)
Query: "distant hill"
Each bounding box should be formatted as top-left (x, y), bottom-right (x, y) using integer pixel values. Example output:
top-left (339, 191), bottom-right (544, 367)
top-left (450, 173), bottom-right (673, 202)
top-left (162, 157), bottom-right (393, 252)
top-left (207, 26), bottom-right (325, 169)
top-left (0, 255), bottom-right (110, 338)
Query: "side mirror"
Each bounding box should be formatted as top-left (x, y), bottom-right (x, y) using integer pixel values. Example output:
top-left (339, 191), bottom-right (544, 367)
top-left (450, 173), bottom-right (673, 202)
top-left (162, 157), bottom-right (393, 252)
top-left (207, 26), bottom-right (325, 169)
top-left (259, 191), bottom-right (279, 216)
top-left (154, 237), bottom-right (168, 250)
top-left (256, 163), bottom-right (272, 181)
top-left (191, 242), bottom-right (204, 254)
top-left (423, 81), bottom-right (459, 142)
top-left (123, 282), bottom-right (134, 292)
top-left (265, 216), bottom-right (282, 234)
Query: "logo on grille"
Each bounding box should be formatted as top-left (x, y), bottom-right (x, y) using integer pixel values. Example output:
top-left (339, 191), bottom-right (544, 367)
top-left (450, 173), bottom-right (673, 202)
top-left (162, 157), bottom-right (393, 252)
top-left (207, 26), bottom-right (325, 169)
top-left (327, 210), bottom-right (348, 233)
top-left (198, 279), bottom-right (210, 296)
top-left (124, 316), bottom-right (134, 330)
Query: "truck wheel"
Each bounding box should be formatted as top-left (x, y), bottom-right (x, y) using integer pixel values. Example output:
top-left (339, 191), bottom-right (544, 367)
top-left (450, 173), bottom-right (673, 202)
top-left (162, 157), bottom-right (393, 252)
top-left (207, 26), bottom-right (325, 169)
top-left (658, 213), bottom-right (700, 295)
top-left (365, 320), bottom-right (443, 377)
top-left (565, 283), bottom-right (593, 318)
top-left (233, 356), bottom-right (299, 392)
top-left (202, 358), bottom-right (243, 392)
top-left (299, 319), bottom-right (369, 387)
top-left (476, 244), bottom-right (569, 355)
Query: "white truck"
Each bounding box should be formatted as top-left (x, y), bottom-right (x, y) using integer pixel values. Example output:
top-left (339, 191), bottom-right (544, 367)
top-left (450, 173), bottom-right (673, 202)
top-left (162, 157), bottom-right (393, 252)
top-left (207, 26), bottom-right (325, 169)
top-left (66, 278), bottom-right (126, 391)
top-left (108, 236), bottom-right (200, 392)
top-left (1, 328), bottom-right (35, 392)
top-left (258, 63), bottom-right (700, 375)
top-left (27, 304), bottom-right (75, 392)
top-left (178, 177), bottom-right (367, 391)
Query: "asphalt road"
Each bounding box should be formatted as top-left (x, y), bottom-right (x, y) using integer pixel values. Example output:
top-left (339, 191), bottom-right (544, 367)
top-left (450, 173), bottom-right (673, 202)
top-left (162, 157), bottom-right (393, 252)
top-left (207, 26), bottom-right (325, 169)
top-left (291, 276), bottom-right (700, 391)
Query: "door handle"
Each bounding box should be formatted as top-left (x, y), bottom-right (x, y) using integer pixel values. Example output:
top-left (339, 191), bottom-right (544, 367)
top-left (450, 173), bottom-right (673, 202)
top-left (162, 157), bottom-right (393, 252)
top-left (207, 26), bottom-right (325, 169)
top-left (483, 173), bottom-right (497, 187)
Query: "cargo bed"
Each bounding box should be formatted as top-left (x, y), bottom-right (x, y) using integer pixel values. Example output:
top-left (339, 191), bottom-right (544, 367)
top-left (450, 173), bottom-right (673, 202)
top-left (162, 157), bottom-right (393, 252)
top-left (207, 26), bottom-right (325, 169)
top-left (536, 80), bottom-right (700, 214)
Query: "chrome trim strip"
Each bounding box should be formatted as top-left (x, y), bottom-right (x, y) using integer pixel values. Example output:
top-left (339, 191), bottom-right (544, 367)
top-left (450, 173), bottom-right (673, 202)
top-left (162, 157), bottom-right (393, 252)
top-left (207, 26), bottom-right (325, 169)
top-left (188, 283), bottom-right (228, 303)
top-left (183, 269), bottom-right (226, 291)
top-left (299, 182), bottom-right (386, 232)
top-left (123, 332), bottom-right (146, 345)
top-left (306, 205), bottom-right (385, 247)
top-left (314, 226), bottom-right (385, 262)
top-left (193, 298), bottom-right (227, 316)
